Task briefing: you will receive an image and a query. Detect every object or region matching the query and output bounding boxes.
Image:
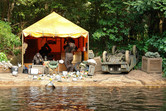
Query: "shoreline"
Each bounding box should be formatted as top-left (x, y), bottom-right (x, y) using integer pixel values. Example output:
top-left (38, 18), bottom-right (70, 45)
top-left (0, 70), bottom-right (166, 87)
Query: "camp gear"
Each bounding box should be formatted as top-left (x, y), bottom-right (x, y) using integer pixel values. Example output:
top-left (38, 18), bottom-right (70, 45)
top-left (48, 61), bottom-right (59, 69)
top-left (11, 66), bottom-right (18, 76)
top-left (74, 59), bottom-right (97, 76)
top-left (88, 50), bottom-right (94, 59)
top-left (32, 65), bottom-right (44, 74)
top-left (62, 71), bottom-right (68, 76)
top-left (30, 68), bottom-right (38, 74)
top-left (88, 65), bottom-right (95, 76)
top-left (23, 66), bottom-right (28, 74)
top-left (47, 61), bottom-right (59, 74)
top-left (55, 75), bottom-right (62, 82)
top-left (33, 75), bottom-right (38, 80)
top-left (0, 61), bottom-right (12, 71)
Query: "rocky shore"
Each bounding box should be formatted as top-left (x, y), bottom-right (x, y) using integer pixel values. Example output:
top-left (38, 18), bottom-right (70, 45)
top-left (0, 70), bottom-right (165, 87)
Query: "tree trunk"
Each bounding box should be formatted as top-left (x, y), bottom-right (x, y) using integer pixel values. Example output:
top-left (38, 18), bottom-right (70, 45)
top-left (7, 0), bottom-right (15, 22)
top-left (159, 18), bottom-right (164, 34)
top-left (1, 0), bottom-right (8, 20)
top-left (158, 12), bottom-right (164, 34)
top-left (45, 3), bottom-right (48, 10)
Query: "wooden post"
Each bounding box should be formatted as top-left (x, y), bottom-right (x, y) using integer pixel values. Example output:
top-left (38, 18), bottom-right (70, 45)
top-left (22, 33), bottom-right (24, 66)
top-left (58, 62), bottom-right (59, 74)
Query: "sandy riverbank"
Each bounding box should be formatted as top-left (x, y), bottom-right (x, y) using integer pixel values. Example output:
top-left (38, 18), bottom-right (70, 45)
top-left (0, 70), bottom-right (165, 87)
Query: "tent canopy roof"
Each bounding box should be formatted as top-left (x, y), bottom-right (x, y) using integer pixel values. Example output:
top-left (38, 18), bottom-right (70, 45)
top-left (22, 12), bottom-right (88, 38)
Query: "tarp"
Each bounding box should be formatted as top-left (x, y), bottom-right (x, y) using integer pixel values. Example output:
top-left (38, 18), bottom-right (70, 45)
top-left (22, 12), bottom-right (88, 38)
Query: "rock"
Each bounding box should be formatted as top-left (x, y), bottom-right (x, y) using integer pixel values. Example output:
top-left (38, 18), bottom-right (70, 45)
top-left (72, 78), bottom-right (77, 81)
top-left (55, 75), bottom-right (62, 82)
top-left (45, 81), bottom-right (55, 90)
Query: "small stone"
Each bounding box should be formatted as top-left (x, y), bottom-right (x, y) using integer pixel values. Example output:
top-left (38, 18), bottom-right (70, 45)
top-left (72, 78), bottom-right (77, 81)
top-left (93, 80), bottom-right (97, 82)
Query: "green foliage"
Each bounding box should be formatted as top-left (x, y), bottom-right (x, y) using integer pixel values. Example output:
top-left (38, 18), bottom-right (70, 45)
top-left (147, 35), bottom-right (166, 53)
top-left (92, 0), bottom-right (129, 41)
top-left (134, 61), bottom-right (142, 70)
top-left (10, 0), bottom-right (90, 34)
top-left (146, 33), bottom-right (166, 77)
top-left (0, 0), bottom-right (166, 75)
top-left (0, 52), bottom-right (8, 62)
top-left (0, 20), bottom-right (21, 55)
top-left (125, 0), bottom-right (166, 15)
top-left (90, 0), bottom-right (131, 54)
top-left (13, 49), bottom-right (21, 56)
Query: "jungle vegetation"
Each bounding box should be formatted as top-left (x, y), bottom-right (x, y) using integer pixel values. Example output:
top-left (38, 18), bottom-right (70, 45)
top-left (0, 0), bottom-right (166, 75)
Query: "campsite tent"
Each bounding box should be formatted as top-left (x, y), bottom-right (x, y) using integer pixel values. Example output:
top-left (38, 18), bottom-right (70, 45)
top-left (22, 12), bottom-right (89, 66)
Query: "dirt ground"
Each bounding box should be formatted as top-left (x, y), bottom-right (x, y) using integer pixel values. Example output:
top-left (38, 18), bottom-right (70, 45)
top-left (0, 70), bottom-right (165, 87)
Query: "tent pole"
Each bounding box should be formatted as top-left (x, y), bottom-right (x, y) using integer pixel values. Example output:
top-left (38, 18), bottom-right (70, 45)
top-left (22, 33), bottom-right (24, 66)
top-left (88, 33), bottom-right (89, 59)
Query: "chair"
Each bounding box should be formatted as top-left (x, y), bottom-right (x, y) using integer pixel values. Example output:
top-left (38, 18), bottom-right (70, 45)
top-left (47, 61), bottom-right (59, 74)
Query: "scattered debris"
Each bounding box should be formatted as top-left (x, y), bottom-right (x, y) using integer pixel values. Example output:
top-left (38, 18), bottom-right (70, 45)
top-left (72, 78), bottom-right (77, 81)
top-left (11, 66), bottom-right (18, 77)
top-left (55, 75), bottom-right (62, 82)
top-left (33, 75), bottom-right (38, 80)
top-left (88, 50), bottom-right (94, 59)
top-left (0, 61), bottom-right (13, 73)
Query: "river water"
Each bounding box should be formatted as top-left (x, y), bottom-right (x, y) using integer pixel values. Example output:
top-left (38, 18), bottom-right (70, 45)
top-left (0, 86), bottom-right (166, 111)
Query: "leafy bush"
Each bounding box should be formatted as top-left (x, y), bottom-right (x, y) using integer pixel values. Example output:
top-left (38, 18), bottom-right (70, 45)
top-left (146, 34), bottom-right (166, 77)
top-left (0, 52), bottom-right (8, 62)
top-left (0, 20), bottom-right (21, 55)
top-left (13, 49), bottom-right (21, 56)
top-left (163, 58), bottom-right (166, 77)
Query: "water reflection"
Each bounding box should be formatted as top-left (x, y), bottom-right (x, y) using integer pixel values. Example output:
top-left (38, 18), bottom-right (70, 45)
top-left (0, 86), bottom-right (166, 111)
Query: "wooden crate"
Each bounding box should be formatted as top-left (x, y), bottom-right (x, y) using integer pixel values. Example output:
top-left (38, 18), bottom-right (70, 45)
top-left (55, 64), bottom-right (67, 72)
top-left (142, 56), bottom-right (162, 73)
top-left (94, 56), bottom-right (102, 72)
top-left (24, 63), bottom-right (32, 68)
top-left (72, 51), bottom-right (82, 64)
top-left (32, 65), bottom-right (44, 74)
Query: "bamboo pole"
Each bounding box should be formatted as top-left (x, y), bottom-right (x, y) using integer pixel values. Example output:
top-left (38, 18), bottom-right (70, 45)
top-left (22, 33), bottom-right (24, 66)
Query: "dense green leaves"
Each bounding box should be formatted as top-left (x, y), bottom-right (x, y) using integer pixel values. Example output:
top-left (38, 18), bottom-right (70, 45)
top-left (0, 21), bottom-right (21, 55)
top-left (0, 52), bottom-right (8, 62)
top-left (0, 0), bottom-right (166, 75)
